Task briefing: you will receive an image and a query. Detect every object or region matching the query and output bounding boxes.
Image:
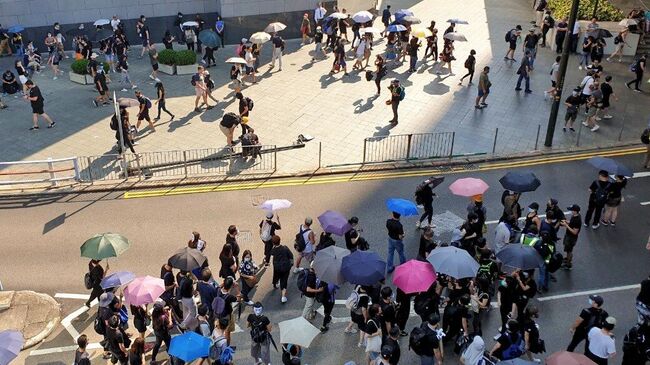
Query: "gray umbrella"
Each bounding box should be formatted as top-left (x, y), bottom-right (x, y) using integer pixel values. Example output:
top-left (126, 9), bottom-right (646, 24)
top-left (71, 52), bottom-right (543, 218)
top-left (312, 246), bottom-right (350, 285)
top-left (426, 246), bottom-right (479, 279)
top-left (168, 247), bottom-right (207, 271)
top-left (496, 244), bottom-right (544, 271)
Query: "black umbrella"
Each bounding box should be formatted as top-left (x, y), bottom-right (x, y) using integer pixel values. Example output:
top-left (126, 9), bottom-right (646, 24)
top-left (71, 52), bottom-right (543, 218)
top-left (422, 176), bottom-right (445, 189)
top-left (89, 28), bottom-right (114, 42)
top-left (168, 247), bottom-right (207, 271)
top-left (588, 28), bottom-right (613, 39)
top-left (499, 171), bottom-right (541, 193)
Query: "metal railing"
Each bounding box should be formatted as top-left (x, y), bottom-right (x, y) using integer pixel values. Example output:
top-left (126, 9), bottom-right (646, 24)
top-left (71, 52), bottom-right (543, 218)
top-left (0, 157), bottom-right (79, 186)
top-left (363, 132), bottom-right (456, 163)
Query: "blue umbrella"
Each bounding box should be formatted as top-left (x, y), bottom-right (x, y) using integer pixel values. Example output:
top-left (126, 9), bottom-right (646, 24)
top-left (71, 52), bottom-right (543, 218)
top-left (499, 171), bottom-right (541, 193)
top-left (0, 330), bottom-right (24, 365)
top-left (387, 24), bottom-right (407, 33)
top-left (586, 156), bottom-right (634, 177)
top-left (318, 210), bottom-right (352, 236)
top-left (100, 271), bottom-right (136, 289)
top-left (394, 9), bottom-right (414, 20)
top-left (7, 25), bottom-right (25, 34)
top-left (386, 198), bottom-right (418, 216)
top-left (198, 29), bottom-right (219, 48)
top-left (496, 244), bottom-right (544, 271)
top-left (168, 332), bottom-right (211, 362)
top-left (341, 250), bottom-right (386, 285)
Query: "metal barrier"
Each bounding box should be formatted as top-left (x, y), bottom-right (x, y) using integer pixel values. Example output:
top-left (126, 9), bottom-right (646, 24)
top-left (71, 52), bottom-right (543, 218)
top-left (363, 132), bottom-right (455, 163)
top-left (0, 157), bottom-right (79, 186)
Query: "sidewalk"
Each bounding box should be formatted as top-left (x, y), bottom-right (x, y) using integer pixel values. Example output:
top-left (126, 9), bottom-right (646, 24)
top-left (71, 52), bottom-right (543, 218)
top-left (0, 0), bottom-right (648, 178)
top-left (0, 291), bottom-right (61, 349)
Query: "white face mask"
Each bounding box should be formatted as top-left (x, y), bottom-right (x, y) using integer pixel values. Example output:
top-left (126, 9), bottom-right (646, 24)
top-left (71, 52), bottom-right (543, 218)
top-left (253, 307), bottom-right (263, 316)
top-left (588, 299), bottom-right (594, 306)
top-left (244, 257), bottom-right (251, 262)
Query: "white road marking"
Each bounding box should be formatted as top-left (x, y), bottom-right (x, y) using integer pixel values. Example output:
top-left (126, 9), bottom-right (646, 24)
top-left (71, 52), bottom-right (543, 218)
top-left (631, 172), bottom-right (650, 178)
top-left (55, 293), bottom-right (91, 300)
top-left (537, 284), bottom-right (641, 302)
top-left (486, 211), bottom-right (569, 225)
top-left (641, 201), bottom-right (650, 206)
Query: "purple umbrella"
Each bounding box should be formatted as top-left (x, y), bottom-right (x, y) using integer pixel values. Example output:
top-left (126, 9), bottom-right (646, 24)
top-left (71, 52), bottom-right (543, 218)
top-left (317, 210), bottom-right (352, 236)
top-left (0, 330), bottom-right (24, 365)
top-left (101, 271), bottom-right (136, 289)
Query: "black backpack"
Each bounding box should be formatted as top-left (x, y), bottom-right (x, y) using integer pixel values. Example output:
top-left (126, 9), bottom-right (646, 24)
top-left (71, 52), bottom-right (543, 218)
top-left (245, 97), bottom-right (254, 111)
top-left (409, 323), bottom-right (430, 356)
top-left (294, 226), bottom-right (310, 252)
top-left (93, 311), bottom-right (106, 335)
top-left (641, 128), bottom-right (650, 144)
top-left (110, 114), bottom-right (119, 131)
top-left (296, 269), bottom-right (309, 294)
top-left (505, 29), bottom-right (514, 42)
top-left (84, 272), bottom-right (94, 289)
top-left (594, 182), bottom-right (611, 206)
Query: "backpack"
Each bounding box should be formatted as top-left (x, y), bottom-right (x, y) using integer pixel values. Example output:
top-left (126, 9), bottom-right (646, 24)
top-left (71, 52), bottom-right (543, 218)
top-left (501, 332), bottom-right (525, 360)
top-left (594, 182), bottom-right (611, 206)
top-left (413, 293), bottom-right (432, 316)
top-left (414, 182), bottom-right (428, 204)
top-left (144, 97), bottom-right (152, 109)
top-left (630, 62), bottom-right (638, 73)
top-left (546, 252), bottom-right (563, 273)
top-left (93, 312), bottom-right (106, 335)
top-left (546, 15), bottom-right (555, 28)
top-left (409, 324), bottom-right (429, 356)
top-left (245, 97), bottom-right (254, 111)
top-left (209, 335), bottom-right (234, 363)
top-left (250, 316), bottom-right (268, 343)
top-left (110, 114), bottom-right (119, 131)
top-left (296, 269), bottom-right (309, 294)
top-left (399, 87), bottom-right (405, 101)
top-left (464, 56), bottom-right (473, 69)
top-left (345, 289), bottom-right (367, 311)
top-left (294, 226), bottom-right (310, 252)
top-left (505, 29), bottom-right (514, 42)
top-left (211, 293), bottom-right (227, 319)
top-left (641, 128), bottom-right (650, 144)
top-left (614, 35), bottom-right (622, 45)
top-left (191, 73), bottom-right (200, 86)
top-left (84, 272), bottom-right (94, 290)
top-left (476, 261), bottom-right (495, 283)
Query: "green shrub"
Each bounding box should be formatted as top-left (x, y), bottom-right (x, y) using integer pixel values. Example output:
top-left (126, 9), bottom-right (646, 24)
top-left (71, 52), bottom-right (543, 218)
top-left (548, 0), bottom-right (624, 22)
top-left (70, 59), bottom-right (110, 75)
top-left (158, 49), bottom-right (176, 65)
top-left (174, 50), bottom-right (197, 66)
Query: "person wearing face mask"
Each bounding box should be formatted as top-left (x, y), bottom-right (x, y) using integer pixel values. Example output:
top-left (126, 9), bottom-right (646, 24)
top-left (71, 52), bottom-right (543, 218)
top-left (260, 212), bottom-right (281, 266)
top-left (493, 216), bottom-right (514, 253)
top-left (567, 295), bottom-right (608, 352)
top-left (344, 216), bottom-right (362, 248)
top-left (226, 225), bottom-right (241, 265)
top-left (412, 313), bottom-right (444, 365)
top-left (561, 204), bottom-right (582, 270)
top-left (522, 202), bottom-right (541, 234)
top-left (459, 213), bottom-right (480, 253)
top-left (495, 276), bottom-right (517, 339)
top-left (347, 229), bottom-right (369, 252)
top-left (247, 302), bottom-right (272, 365)
top-left (564, 87), bottom-right (582, 132)
top-left (239, 250), bottom-right (259, 306)
top-left (522, 305), bottom-right (545, 361)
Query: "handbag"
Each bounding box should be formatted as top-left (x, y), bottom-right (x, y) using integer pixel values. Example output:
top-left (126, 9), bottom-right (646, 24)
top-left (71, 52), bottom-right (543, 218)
top-left (243, 275), bottom-right (258, 287)
top-left (365, 331), bottom-right (382, 353)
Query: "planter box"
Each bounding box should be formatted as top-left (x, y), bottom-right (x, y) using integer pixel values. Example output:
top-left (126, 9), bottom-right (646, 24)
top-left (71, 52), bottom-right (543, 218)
top-left (158, 63), bottom-right (176, 75)
top-left (69, 72), bottom-right (89, 85)
top-left (176, 64), bottom-right (198, 75)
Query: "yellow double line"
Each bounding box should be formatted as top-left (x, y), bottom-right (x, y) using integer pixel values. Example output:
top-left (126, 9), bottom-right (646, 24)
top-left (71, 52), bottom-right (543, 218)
top-left (123, 147), bottom-right (646, 199)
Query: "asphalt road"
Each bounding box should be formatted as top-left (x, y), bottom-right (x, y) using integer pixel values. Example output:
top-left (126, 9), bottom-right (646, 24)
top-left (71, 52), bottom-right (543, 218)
top-left (2, 151), bottom-right (649, 365)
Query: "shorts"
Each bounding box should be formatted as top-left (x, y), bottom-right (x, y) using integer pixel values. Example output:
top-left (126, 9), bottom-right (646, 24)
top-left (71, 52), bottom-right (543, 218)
top-left (133, 317), bottom-right (147, 333)
top-left (98, 89), bottom-right (106, 96)
top-left (138, 110), bottom-right (150, 121)
top-left (19, 75), bottom-right (28, 84)
top-left (194, 86), bottom-right (205, 97)
top-left (565, 110), bottom-right (577, 121)
top-left (509, 41), bottom-right (517, 50)
top-left (245, 66), bottom-right (253, 74)
top-left (142, 38), bottom-right (150, 47)
top-left (601, 100), bottom-right (610, 109)
top-left (478, 88), bottom-right (489, 97)
top-left (219, 124), bottom-right (232, 136)
top-left (368, 351), bottom-right (380, 361)
top-left (563, 235), bottom-right (577, 253)
top-left (301, 251), bottom-right (314, 261)
top-left (105, 54), bottom-right (114, 62)
top-left (152, 63), bottom-right (159, 71)
top-left (606, 196), bottom-right (621, 207)
top-left (31, 103), bottom-right (44, 115)
top-left (52, 59), bottom-right (60, 66)
top-left (586, 107), bottom-right (598, 117)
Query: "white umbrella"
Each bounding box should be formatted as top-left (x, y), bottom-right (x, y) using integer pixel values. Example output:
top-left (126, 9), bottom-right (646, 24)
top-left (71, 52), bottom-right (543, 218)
top-left (618, 18), bottom-right (637, 27)
top-left (94, 19), bottom-right (110, 26)
top-left (279, 317), bottom-right (321, 348)
top-left (249, 31), bottom-right (271, 44)
top-left (443, 32), bottom-right (468, 42)
top-left (265, 22), bottom-right (287, 33)
top-left (447, 18), bottom-right (469, 24)
top-left (352, 10), bottom-right (373, 23)
top-left (225, 57), bottom-right (247, 64)
top-left (259, 199), bottom-right (292, 211)
top-left (182, 21), bottom-right (199, 28)
top-left (360, 27), bottom-right (381, 35)
top-left (313, 246), bottom-right (350, 285)
top-left (330, 12), bottom-right (349, 20)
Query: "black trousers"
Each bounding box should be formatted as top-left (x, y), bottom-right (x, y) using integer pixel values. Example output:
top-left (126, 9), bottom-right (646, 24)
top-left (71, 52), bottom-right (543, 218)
top-left (263, 239), bottom-right (273, 263)
top-left (626, 71), bottom-right (644, 90)
top-left (391, 100), bottom-right (400, 122)
top-left (321, 300), bottom-right (335, 327)
top-left (419, 202), bottom-right (433, 224)
top-left (156, 99), bottom-right (173, 119)
top-left (556, 33), bottom-right (566, 53)
top-left (86, 284), bottom-right (103, 306)
top-left (151, 331), bottom-right (172, 361)
top-left (541, 26), bottom-right (550, 45)
top-left (584, 199), bottom-right (604, 226)
top-left (567, 329), bottom-right (588, 352)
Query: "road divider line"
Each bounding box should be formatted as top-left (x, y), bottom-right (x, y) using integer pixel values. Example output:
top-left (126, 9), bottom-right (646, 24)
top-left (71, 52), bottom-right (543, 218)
top-left (537, 284), bottom-right (640, 301)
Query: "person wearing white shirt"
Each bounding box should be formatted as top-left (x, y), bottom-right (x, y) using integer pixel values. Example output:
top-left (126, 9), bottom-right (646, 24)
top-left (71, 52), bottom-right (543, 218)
top-left (314, 3), bottom-right (327, 26)
top-left (570, 21), bottom-right (581, 53)
top-left (586, 317), bottom-right (616, 365)
top-left (111, 16), bottom-right (121, 32)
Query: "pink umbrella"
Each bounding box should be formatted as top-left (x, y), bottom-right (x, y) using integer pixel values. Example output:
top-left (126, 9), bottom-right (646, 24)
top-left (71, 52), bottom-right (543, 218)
top-left (392, 260), bottom-right (437, 294)
top-left (448, 177), bottom-right (489, 197)
top-left (124, 276), bottom-right (165, 306)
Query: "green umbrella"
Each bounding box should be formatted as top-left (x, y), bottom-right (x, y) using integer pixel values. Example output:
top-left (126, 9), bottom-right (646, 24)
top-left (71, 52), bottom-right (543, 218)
top-left (80, 233), bottom-right (131, 260)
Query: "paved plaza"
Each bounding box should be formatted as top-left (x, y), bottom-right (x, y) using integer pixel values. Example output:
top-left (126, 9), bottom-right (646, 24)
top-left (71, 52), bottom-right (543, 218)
top-left (1, 0), bottom-right (648, 176)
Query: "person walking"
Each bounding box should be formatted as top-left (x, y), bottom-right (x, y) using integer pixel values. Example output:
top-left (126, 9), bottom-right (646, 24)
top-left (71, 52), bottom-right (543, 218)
top-left (248, 302), bottom-right (272, 365)
top-left (599, 76), bottom-right (618, 119)
top-left (113, 107), bottom-right (136, 155)
top-left (93, 69), bottom-right (110, 107)
top-left (73, 334), bottom-right (90, 365)
top-left (134, 90), bottom-right (155, 132)
top-left (584, 170), bottom-right (611, 229)
top-left (259, 212), bottom-right (281, 266)
top-left (216, 276), bottom-right (240, 345)
top-left (85, 259), bottom-right (108, 307)
top-left (219, 244), bottom-right (237, 279)
top-left (239, 250), bottom-right (258, 306)
top-left (607, 29), bottom-right (628, 62)
top-left (579, 36), bottom-right (594, 70)
top-left (301, 264), bottom-right (322, 320)
top-left (515, 51), bottom-right (533, 93)
top-left (545, 56), bottom-right (561, 100)
top-left (25, 80), bottom-right (55, 130)
top-left (435, 40), bottom-right (455, 74)
top-left (475, 66), bottom-right (491, 109)
top-left (626, 53), bottom-right (646, 92)
top-left (319, 282), bottom-right (338, 332)
top-left (270, 32), bottom-right (284, 71)
top-left (459, 50), bottom-right (476, 86)
top-left (563, 87), bottom-right (582, 131)
top-left (192, 65), bottom-right (211, 112)
top-left (374, 54), bottom-right (387, 95)
top-left (294, 217), bottom-right (316, 272)
top-left (353, 35), bottom-right (369, 70)
top-left (415, 179), bottom-right (436, 229)
top-left (567, 294), bottom-right (609, 352)
top-left (148, 44), bottom-right (159, 80)
top-left (105, 316), bottom-right (128, 365)
top-left (381, 5), bottom-right (392, 36)
top-left (153, 81), bottom-right (174, 121)
top-left (407, 36), bottom-right (421, 73)
top-left (117, 55), bottom-right (137, 91)
top-left (586, 317), bottom-right (617, 365)
top-left (385, 211), bottom-right (405, 274)
top-left (270, 235), bottom-right (293, 304)
top-left (312, 26), bottom-right (327, 61)
top-left (301, 13), bottom-right (311, 45)
top-left (150, 303), bottom-right (173, 364)
top-left (505, 25), bottom-right (522, 61)
top-left (601, 175), bottom-right (627, 226)
top-left (387, 79), bottom-right (403, 125)
top-left (523, 28), bottom-right (539, 67)
top-left (561, 204), bottom-right (582, 270)
top-left (540, 9), bottom-right (554, 47)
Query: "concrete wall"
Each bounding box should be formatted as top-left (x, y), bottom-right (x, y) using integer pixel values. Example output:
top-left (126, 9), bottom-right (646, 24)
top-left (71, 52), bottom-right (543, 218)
top-left (220, 0), bottom-right (318, 18)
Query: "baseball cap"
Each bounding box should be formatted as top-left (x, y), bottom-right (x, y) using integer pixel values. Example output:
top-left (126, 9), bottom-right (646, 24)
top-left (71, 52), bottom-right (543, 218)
top-left (90, 52), bottom-right (98, 59)
top-left (528, 202), bottom-right (539, 210)
top-left (567, 204), bottom-right (581, 212)
top-left (549, 198), bottom-right (558, 205)
top-left (589, 294), bottom-right (604, 306)
top-left (605, 316), bottom-right (616, 326)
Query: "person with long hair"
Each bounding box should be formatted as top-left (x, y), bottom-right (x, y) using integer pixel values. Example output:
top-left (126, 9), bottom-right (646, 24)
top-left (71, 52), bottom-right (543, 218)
top-left (150, 303), bottom-right (173, 363)
top-left (374, 54), bottom-right (387, 95)
top-left (153, 81), bottom-right (174, 121)
top-left (601, 175), bottom-right (627, 226)
top-left (128, 337), bottom-right (145, 365)
top-left (130, 304), bottom-right (149, 340)
top-left (436, 40), bottom-right (455, 75)
top-left (219, 243), bottom-right (237, 279)
top-left (239, 249), bottom-right (258, 306)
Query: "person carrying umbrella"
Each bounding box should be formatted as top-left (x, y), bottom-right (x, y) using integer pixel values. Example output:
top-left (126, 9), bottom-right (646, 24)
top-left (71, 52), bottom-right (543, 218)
top-left (385, 211), bottom-right (405, 274)
top-left (247, 302), bottom-right (273, 365)
top-left (85, 259), bottom-right (109, 307)
top-left (415, 178), bottom-right (439, 229)
top-left (260, 211), bottom-right (282, 266)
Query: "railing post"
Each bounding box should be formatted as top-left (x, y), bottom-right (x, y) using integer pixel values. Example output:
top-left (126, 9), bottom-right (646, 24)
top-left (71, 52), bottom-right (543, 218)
top-left (362, 138), bottom-right (367, 163)
top-left (183, 150), bottom-right (188, 178)
top-left (406, 134), bottom-right (413, 159)
top-left (72, 157), bottom-right (80, 182)
top-left (273, 146), bottom-right (277, 173)
top-left (534, 124), bottom-right (541, 150)
top-left (86, 156), bottom-right (93, 183)
top-left (450, 132), bottom-right (455, 158)
top-left (135, 154), bottom-right (142, 181)
top-left (318, 142), bottom-right (322, 169)
top-left (492, 128), bottom-right (499, 154)
top-left (47, 158), bottom-right (57, 186)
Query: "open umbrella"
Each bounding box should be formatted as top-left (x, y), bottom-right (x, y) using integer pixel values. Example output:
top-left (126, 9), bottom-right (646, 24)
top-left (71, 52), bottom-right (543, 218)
top-left (447, 18), bottom-right (469, 24)
top-left (198, 29), bottom-right (219, 48)
top-left (313, 246), bottom-right (350, 285)
top-left (259, 199), bottom-right (292, 211)
top-left (360, 27), bottom-right (382, 35)
top-left (330, 12), bottom-right (349, 20)
top-left (586, 156), bottom-right (634, 177)
top-left (449, 177), bottom-right (489, 197)
top-left (80, 233), bottom-right (130, 260)
top-left (411, 27), bottom-right (433, 38)
top-left (168, 332), bottom-right (211, 362)
top-left (93, 19), bottom-right (110, 26)
top-left (124, 275), bottom-right (165, 306)
top-left (341, 250), bottom-right (386, 285)
top-left (117, 98), bottom-right (140, 107)
top-left (100, 271), bottom-right (135, 289)
top-left (545, 351), bottom-right (597, 365)
top-left (90, 28), bottom-right (114, 42)
top-left (387, 24), bottom-right (407, 33)
top-left (443, 32), bottom-right (468, 42)
top-left (279, 317), bottom-right (321, 348)
top-left (385, 198), bottom-right (418, 216)
top-left (225, 57), bottom-right (247, 64)
top-left (249, 31), bottom-right (271, 44)
top-left (392, 260), bottom-right (437, 294)
top-left (499, 171), bottom-right (541, 192)
top-left (265, 22), bottom-right (287, 33)
top-left (399, 16), bottom-right (422, 24)
top-left (496, 244), bottom-right (544, 271)
top-left (394, 9), bottom-right (414, 20)
top-left (318, 210), bottom-right (352, 236)
top-left (352, 10), bottom-right (373, 23)
top-left (588, 28), bottom-right (613, 39)
top-left (182, 21), bottom-right (199, 28)
top-left (7, 25), bottom-right (25, 34)
top-left (426, 246), bottom-right (479, 279)
top-left (618, 18), bottom-right (637, 27)
top-left (0, 330), bottom-right (24, 365)
top-left (168, 247), bottom-right (207, 271)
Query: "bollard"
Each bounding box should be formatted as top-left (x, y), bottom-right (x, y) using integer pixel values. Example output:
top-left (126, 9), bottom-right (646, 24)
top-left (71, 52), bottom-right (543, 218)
top-left (492, 128), bottom-right (499, 154)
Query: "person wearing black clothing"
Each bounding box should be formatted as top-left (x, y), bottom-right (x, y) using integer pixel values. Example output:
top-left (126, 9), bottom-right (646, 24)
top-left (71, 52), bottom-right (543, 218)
top-left (584, 170), bottom-right (611, 229)
top-left (270, 235), bottom-right (293, 304)
top-left (394, 287), bottom-right (411, 336)
top-left (225, 225), bottom-right (241, 264)
top-left (302, 266), bottom-right (321, 320)
top-left (490, 319), bottom-right (522, 360)
top-left (2, 70), bottom-right (19, 94)
top-left (564, 88), bottom-right (582, 131)
top-left (128, 337), bottom-right (145, 365)
top-left (194, 14), bottom-right (205, 52)
top-left (25, 80), bottom-right (55, 130)
top-left (315, 232), bottom-right (335, 251)
top-left (637, 275), bottom-right (650, 324)
top-left (219, 243), bottom-right (237, 279)
top-left (217, 276), bottom-right (240, 344)
top-left (85, 259), bottom-right (107, 307)
top-left (220, 112), bottom-right (241, 147)
top-left (347, 229), bottom-right (369, 252)
top-left (260, 212), bottom-right (281, 265)
top-left (134, 90), bottom-right (155, 132)
top-left (130, 304), bottom-right (148, 339)
top-left (522, 306), bottom-right (544, 359)
top-left (374, 54), bottom-right (387, 95)
top-left (415, 180), bottom-right (436, 229)
top-left (413, 284), bottom-right (440, 323)
top-left (418, 313), bottom-right (444, 364)
top-left (178, 271), bottom-right (197, 331)
top-left (561, 204), bottom-right (582, 269)
top-left (106, 316), bottom-right (128, 364)
top-left (381, 5), bottom-right (391, 36)
top-left (384, 326), bottom-right (401, 365)
top-left (319, 282), bottom-right (337, 332)
top-left (378, 287), bottom-right (397, 340)
top-left (344, 216), bottom-right (361, 248)
top-left (236, 92), bottom-right (252, 135)
top-left (497, 276), bottom-right (517, 334)
top-left (459, 50), bottom-right (477, 85)
top-left (626, 53), bottom-right (646, 91)
top-left (567, 294), bottom-right (608, 352)
top-left (602, 175), bottom-right (627, 226)
top-left (162, 30), bottom-right (175, 50)
top-left (247, 302), bottom-right (272, 364)
top-left (113, 107), bottom-right (136, 154)
top-left (386, 212), bottom-right (405, 273)
top-left (513, 270), bottom-right (537, 320)
top-left (151, 303), bottom-right (173, 363)
top-left (555, 18), bottom-right (568, 53)
top-left (418, 227), bottom-right (435, 260)
top-left (541, 10), bottom-right (554, 47)
top-left (154, 81), bottom-right (174, 121)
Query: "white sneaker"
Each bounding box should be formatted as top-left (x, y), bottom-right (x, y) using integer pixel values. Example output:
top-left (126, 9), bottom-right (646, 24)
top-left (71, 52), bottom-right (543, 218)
top-left (582, 121), bottom-right (589, 127)
top-left (578, 65), bottom-right (582, 70)
top-left (603, 114), bottom-right (613, 119)
top-left (415, 221), bottom-right (421, 228)
top-left (281, 296), bottom-right (287, 303)
top-left (591, 125), bottom-right (600, 132)
top-left (293, 267), bottom-right (300, 274)
top-left (131, 85), bottom-right (137, 89)
top-left (595, 116), bottom-right (602, 121)
top-left (543, 91), bottom-right (548, 99)
top-left (121, 88), bottom-right (128, 92)
top-left (149, 75), bottom-right (155, 80)
top-left (245, 300), bottom-right (254, 306)
top-left (53, 76), bottom-right (58, 80)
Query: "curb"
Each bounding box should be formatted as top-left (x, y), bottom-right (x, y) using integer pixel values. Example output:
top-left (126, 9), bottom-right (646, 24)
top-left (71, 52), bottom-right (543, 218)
top-left (0, 142), bottom-right (644, 196)
top-left (0, 291), bottom-right (62, 350)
